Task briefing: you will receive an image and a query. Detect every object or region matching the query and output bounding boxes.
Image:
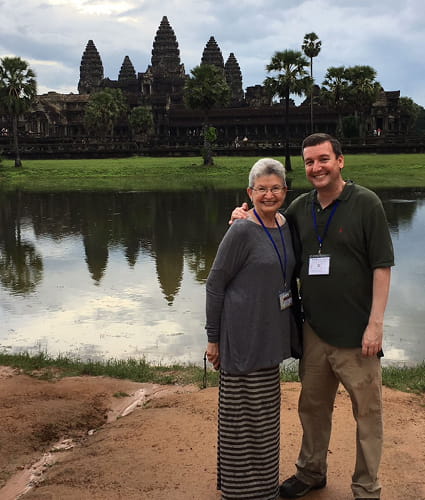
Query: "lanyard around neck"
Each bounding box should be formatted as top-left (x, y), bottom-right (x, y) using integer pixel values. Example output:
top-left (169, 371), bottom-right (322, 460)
top-left (312, 199), bottom-right (340, 254)
top-left (253, 208), bottom-right (288, 286)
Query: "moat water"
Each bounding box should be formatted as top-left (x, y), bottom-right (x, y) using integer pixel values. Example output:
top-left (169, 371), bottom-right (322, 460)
top-left (0, 187), bottom-right (424, 366)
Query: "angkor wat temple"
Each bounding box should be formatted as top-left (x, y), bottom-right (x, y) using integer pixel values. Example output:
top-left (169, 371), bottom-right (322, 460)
top-left (1, 16), bottom-right (416, 156)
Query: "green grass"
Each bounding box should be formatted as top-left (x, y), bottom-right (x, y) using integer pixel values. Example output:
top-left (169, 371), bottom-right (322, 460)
top-left (0, 352), bottom-right (423, 394)
top-left (0, 351), bottom-right (299, 388)
top-left (0, 351), bottom-right (209, 387)
top-left (381, 363), bottom-right (425, 394)
top-left (0, 156), bottom-right (250, 191)
top-left (1, 154), bottom-right (425, 191)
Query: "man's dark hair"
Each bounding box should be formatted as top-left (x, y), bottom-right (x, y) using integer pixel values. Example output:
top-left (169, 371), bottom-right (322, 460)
top-left (301, 133), bottom-right (343, 158)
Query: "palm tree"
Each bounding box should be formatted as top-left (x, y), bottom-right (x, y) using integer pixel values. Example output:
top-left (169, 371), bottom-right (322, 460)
top-left (128, 105), bottom-right (154, 143)
top-left (84, 88), bottom-right (128, 140)
top-left (302, 32), bottom-right (321, 134)
top-left (322, 66), bottom-right (350, 137)
top-left (345, 65), bottom-right (381, 140)
top-left (184, 64), bottom-right (230, 165)
top-left (0, 57), bottom-right (37, 167)
top-left (264, 50), bottom-right (311, 171)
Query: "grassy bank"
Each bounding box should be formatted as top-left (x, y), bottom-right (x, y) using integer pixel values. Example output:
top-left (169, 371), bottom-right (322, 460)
top-left (0, 352), bottom-right (423, 394)
top-left (1, 154), bottom-right (425, 191)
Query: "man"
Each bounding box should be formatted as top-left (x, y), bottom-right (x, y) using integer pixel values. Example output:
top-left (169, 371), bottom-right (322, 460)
top-left (231, 133), bottom-right (394, 500)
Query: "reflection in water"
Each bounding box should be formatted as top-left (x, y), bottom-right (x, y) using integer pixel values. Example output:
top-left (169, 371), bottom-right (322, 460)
top-left (0, 192), bottom-right (43, 295)
top-left (0, 188), bottom-right (424, 365)
top-left (0, 240), bottom-right (43, 295)
top-left (379, 190), bottom-right (425, 365)
top-left (379, 189), bottom-right (419, 235)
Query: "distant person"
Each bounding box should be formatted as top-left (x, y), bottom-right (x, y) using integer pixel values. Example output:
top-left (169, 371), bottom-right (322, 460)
top-left (206, 158), bottom-right (302, 500)
top-left (230, 133), bottom-right (394, 500)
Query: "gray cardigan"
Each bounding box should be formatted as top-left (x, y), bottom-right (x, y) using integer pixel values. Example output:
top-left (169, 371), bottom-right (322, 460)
top-left (205, 218), bottom-right (297, 374)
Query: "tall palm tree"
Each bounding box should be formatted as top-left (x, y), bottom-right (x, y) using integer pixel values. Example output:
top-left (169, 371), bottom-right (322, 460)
top-left (322, 66), bottom-right (350, 137)
top-left (0, 57), bottom-right (37, 167)
top-left (302, 32), bottom-right (321, 134)
top-left (265, 50), bottom-right (311, 171)
top-left (184, 64), bottom-right (230, 165)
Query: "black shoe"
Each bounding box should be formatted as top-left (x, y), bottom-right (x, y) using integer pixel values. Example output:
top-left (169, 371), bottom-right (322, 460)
top-left (279, 475), bottom-right (326, 498)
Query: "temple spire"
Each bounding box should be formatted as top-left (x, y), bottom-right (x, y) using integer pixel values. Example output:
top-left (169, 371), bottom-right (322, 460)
top-left (78, 40), bottom-right (104, 94)
top-left (151, 16), bottom-right (182, 75)
top-left (201, 36), bottom-right (224, 69)
top-left (150, 16), bottom-right (185, 103)
top-left (225, 52), bottom-right (244, 104)
top-left (119, 56), bottom-right (136, 81)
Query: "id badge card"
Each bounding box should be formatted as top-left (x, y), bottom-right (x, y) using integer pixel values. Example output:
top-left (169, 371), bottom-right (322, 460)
top-left (279, 289), bottom-right (293, 311)
top-left (308, 254), bottom-right (330, 275)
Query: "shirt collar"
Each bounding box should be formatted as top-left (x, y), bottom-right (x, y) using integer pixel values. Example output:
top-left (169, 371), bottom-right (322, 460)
top-left (311, 180), bottom-right (354, 206)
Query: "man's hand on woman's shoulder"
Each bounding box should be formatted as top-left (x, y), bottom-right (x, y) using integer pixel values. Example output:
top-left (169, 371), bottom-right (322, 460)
top-left (229, 202), bottom-right (249, 225)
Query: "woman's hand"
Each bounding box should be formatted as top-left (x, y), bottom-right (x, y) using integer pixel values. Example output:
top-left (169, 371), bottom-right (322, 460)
top-left (228, 202), bottom-right (249, 225)
top-left (206, 342), bottom-right (220, 370)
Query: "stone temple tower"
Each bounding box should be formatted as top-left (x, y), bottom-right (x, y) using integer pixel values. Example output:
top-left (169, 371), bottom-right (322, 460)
top-left (78, 40), bottom-right (104, 94)
top-left (225, 52), bottom-right (244, 104)
top-left (118, 55), bottom-right (137, 82)
top-left (117, 55), bottom-right (139, 100)
top-left (201, 36), bottom-right (225, 69)
top-left (150, 16), bottom-right (186, 104)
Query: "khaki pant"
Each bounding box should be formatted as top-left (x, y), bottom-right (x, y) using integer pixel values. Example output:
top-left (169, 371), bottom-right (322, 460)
top-left (295, 322), bottom-right (383, 499)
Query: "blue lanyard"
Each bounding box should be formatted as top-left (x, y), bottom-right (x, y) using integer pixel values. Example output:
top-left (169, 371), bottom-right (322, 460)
top-left (253, 209), bottom-right (288, 286)
top-left (312, 199), bottom-right (340, 254)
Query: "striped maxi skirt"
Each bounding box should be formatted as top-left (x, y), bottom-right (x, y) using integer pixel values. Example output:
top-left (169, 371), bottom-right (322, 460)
top-left (217, 366), bottom-right (281, 500)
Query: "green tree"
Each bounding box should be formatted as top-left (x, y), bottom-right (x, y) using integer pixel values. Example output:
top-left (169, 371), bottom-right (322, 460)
top-left (183, 64), bottom-right (230, 166)
top-left (302, 32), bottom-right (321, 134)
top-left (345, 65), bottom-right (381, 140)
top-left (128, 105), bottom-right (154, 141)
top-left (321, 66), bottom-right (350, 137)
top-left (414, 105), bottom-right (425, 135)
top-left (399, 97), bottom-right (422, 135)
top-left (84, 88), bottom-right (127, 140)
top-left (0, 56), bottom-right (37, 167)
top-left (264, 50), bottom-right (311, 171)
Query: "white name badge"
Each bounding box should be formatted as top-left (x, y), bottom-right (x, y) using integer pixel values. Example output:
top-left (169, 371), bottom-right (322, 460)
top-left (279, 290), bottom-right (293, 311)
top-left (308, 254), bottom-right (330, 275)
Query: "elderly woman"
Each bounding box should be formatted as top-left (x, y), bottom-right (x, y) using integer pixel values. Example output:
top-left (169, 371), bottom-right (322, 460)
top-left (205, 158), bottom-right (302, 500)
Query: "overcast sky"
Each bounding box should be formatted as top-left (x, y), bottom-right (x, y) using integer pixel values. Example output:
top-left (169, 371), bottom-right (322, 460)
top-left (1, 0), bottom-right (424, 106)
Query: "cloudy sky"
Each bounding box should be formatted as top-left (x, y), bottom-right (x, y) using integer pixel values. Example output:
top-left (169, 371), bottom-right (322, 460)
top-left (1, 0), bottom-right (424, 106)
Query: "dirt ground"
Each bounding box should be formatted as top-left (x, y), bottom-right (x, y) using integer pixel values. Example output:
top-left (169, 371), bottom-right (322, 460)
top-left (0, 366), bottom-right (424, 500)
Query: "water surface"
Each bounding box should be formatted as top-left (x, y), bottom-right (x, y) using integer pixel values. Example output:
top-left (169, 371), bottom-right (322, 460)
top-left (0, 188), bottom-right (424, 365)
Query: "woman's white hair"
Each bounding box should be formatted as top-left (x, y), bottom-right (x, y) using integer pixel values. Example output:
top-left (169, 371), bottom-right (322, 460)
top-left (248, 158), bottom-right (286, 187)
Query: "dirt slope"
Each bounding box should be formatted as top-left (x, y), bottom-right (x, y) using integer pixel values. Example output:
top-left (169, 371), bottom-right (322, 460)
top-left (0, 367), bottom-right (424, 500)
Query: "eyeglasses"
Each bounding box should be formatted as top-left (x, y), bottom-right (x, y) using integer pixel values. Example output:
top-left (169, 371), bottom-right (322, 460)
top-left (250, 186), bottom-right (287, 195)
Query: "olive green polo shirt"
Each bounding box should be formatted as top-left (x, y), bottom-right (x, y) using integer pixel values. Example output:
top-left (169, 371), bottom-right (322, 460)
top-left (285, 182), bottom-right (394, 348)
